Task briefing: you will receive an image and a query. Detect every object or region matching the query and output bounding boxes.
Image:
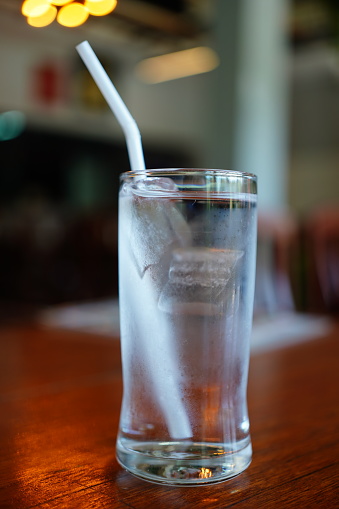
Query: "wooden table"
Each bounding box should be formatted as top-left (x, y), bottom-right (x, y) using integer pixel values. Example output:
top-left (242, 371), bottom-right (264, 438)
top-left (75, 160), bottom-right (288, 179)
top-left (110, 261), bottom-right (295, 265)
top-left (0, 319), bottom-right (338, 508)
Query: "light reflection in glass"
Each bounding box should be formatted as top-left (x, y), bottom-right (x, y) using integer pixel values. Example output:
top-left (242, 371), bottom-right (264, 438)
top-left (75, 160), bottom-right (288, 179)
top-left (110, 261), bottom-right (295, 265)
top-left (199, 467), bottom-right (213, 479)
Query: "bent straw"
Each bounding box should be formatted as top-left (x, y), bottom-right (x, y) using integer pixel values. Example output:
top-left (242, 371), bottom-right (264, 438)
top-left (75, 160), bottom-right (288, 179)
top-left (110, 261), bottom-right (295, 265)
top-left (76, 41), bottom-right (191, 438)
top-left (76, 41), bottom-right (145, 172)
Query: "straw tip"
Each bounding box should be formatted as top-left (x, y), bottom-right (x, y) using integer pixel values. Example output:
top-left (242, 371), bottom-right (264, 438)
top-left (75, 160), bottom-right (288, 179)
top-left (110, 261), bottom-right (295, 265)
top-left (76, 40), bottom-right (90, 52)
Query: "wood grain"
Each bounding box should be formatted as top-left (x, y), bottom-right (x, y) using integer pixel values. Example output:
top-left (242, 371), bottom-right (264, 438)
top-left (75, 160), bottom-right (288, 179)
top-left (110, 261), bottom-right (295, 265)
top-left (0, 322), bottom-right (338, 508)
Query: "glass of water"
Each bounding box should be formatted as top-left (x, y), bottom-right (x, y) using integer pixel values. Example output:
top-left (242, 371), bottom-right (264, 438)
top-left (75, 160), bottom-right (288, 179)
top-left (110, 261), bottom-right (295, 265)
top-left (116, 169), bottom-right (257, 485)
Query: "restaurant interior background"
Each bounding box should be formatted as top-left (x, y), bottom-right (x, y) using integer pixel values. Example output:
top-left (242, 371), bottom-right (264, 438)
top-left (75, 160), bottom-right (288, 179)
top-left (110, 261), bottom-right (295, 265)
top-left (0, 0), bottom-right (339, 324)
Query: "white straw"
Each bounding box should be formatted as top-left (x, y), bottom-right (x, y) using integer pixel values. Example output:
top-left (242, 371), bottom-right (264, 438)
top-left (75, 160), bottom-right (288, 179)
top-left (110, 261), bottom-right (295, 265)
top-left (76, 41), bottom-right (191, 439)
top-left (76, 41), bottom-right (145, 172)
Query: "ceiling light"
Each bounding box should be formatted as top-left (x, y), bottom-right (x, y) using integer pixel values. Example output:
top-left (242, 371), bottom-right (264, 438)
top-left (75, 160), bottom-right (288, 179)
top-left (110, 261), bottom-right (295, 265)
top-left (22, 0), bottom-right (118, 27)
top-left (47, 0), bottom-right (72, 5)
top-left (57, 2), bottom-right (89, 27)
top-left (22, 0), bottom-right (51, 17)
top-left (135, 47), bottom-right (220, 84)
top-left (84, 0), bottom-right (117, 16)
top-left (27, 4), bottom-right (57, 26)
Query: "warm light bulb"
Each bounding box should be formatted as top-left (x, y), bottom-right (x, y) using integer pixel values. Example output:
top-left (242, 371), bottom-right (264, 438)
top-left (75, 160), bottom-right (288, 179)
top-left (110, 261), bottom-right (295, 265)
top-left (22, 0), bottom-right (50, 17)
top-left (27, 5), bottom-right (57, 26)
top-left (57, 2), bottom-right (89, 27)
top-left (135, 47), bottom-right (220, 84)
top-left (84, 0), bottom-right (117, 16)
top-left (47, 0), bottom-right (72, 6)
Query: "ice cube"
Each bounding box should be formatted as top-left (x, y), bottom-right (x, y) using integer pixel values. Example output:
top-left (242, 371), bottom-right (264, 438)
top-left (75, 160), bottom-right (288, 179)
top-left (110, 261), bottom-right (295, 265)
top-left (135, 177), bottom-right (178, 194)
top-left (129, 195), bottom-right (192, 277)
top-left (158, 248), bottom-right (243, 315)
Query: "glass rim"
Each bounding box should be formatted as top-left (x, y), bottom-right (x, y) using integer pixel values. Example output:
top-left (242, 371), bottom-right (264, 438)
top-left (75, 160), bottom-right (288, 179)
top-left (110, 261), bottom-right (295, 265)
top-left (120, 168), bottom-right (257, 181)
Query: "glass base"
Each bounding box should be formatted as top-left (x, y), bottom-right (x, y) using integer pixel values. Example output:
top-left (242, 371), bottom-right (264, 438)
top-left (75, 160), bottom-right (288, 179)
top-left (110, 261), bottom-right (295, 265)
top-left (116, 439), bottom-right (252, 486)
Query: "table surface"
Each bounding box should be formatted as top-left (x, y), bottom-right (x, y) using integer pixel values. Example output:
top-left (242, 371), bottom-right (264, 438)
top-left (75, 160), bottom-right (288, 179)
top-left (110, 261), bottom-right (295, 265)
top-left (0, 318), bottom-right (338, 508)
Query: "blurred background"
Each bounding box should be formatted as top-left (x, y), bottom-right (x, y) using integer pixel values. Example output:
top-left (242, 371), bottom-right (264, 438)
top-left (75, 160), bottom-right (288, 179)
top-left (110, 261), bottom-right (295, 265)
top-left (0, 0), bottom-right (339, 320)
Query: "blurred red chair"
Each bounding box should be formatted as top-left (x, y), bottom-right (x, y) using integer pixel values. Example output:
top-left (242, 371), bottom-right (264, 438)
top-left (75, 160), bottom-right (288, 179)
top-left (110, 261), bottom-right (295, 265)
top-left (304, 206), bottom-right (339, 314)
top-left (254, 211), bottom-right (299, 316)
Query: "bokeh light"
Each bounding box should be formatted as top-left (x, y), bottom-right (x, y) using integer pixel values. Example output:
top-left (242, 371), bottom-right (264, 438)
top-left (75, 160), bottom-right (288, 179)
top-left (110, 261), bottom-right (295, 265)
top-left (27, 5), bottom-right (57, 26)
top-left (22, 0), bottom-right (117, 27)
top-left (47, 0), bottom-right (72, 5)
top-left (135, 47), bottom-right (220, 84)
top-left (57, 2), bottom-right (89, 27)
top-left (0, 111), bottom-right (26, 142)
top-left (22, 0), bottom-right (50, 17)
top-left (85, 0), bottom-right (117, 17)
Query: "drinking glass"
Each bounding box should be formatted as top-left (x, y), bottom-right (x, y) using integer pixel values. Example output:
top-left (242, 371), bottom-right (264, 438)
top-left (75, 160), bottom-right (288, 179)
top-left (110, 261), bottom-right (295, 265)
top-left (116, 169), bottom-right (257, 485)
